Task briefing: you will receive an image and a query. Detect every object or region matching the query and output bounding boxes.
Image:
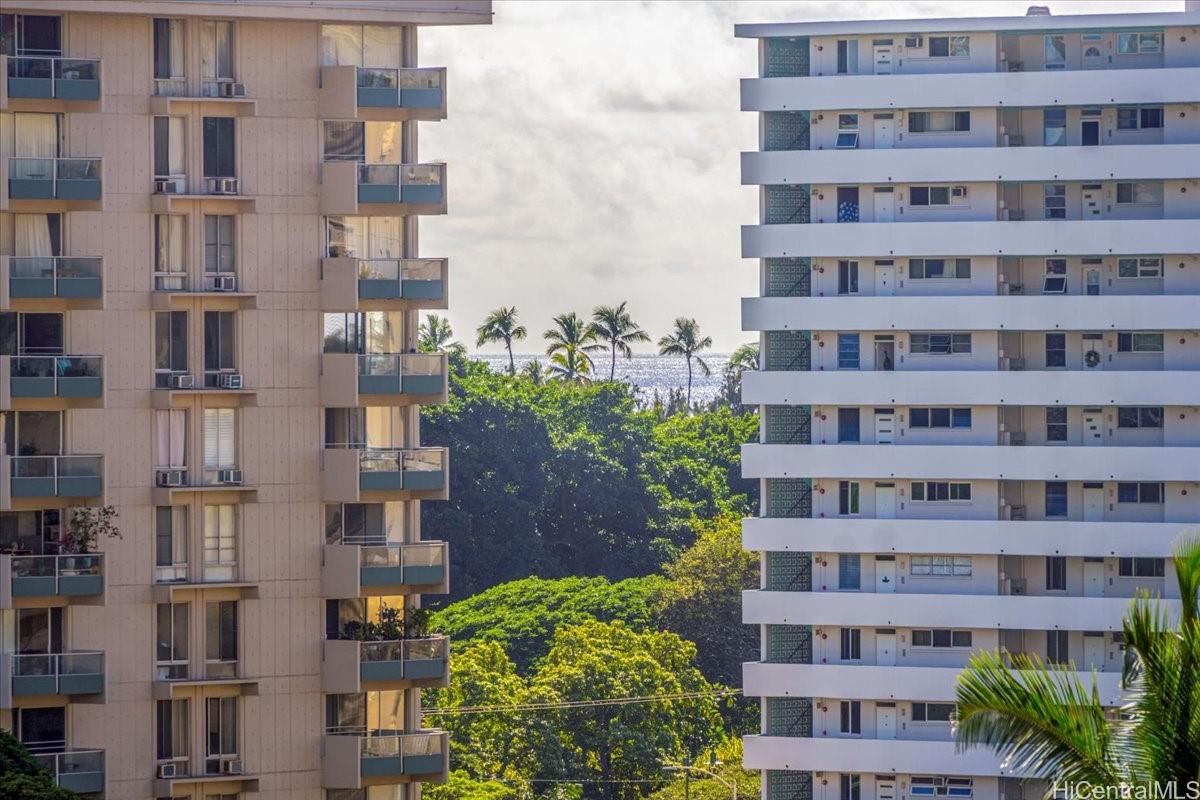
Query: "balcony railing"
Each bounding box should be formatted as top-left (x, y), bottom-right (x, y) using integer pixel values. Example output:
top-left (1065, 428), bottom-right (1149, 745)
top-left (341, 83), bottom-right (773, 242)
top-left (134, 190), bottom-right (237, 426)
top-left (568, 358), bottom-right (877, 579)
top-left (360, 448), bottom-right (445, 491)
top-left (359, 258), bottom-right (445, 301)
top-left (358, 353), bottom-right (446, 396)
top-left (362, 541), bottom-right (448, 587)
top-left (6, 56), bottom-right (101, 101)
top-left (357, 67), bottom-right (443, 109)
top-left (8, 651), bottom-right (104, 698)
top-left (7, 257), bottom-right (102, 301)
top-left (8, 355), bottom-right (103, 399)
top-left (33, 748), bottom-right (105, 795)
top-left (3, 553), bottom-right (104, 601)
top-left (364, 636), bottom-right (448, 679)
top-left (7, 157), bottom-right (102, 201)
top-left (8, 455), bottom-right (104, 499)
top-left (358, 163), bottom-right (444, 205)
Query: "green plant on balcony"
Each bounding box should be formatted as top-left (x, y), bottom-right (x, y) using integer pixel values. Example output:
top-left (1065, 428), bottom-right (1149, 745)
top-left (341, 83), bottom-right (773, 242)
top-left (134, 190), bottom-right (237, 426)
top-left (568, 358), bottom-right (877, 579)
top-left (343, 603), bottom-right (435, 642)
top-left (59, 505), bottom-right (120, 555)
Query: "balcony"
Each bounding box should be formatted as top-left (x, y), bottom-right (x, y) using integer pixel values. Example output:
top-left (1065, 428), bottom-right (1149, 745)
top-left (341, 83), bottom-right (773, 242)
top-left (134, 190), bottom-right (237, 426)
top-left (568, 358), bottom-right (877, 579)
top-left (320, 257), bottom-right (448, 311)
top-left (2, 55), bottom-right (101, 107)
top-left (322, 730), bottom-right (448, 789)
top-left (151, 466), bottom-right (257, 505)
top-left (1, 355), bottom-right (104, 409)
top-left (322, 636), bottom-right (450, 693)
top-left (3, 157), bottom-right (102, 209)
top-left (0, 553), bottom-right (104, 607)
top-left (743, 517), bottom-right (1188, 560)
top-left (742, 443), bottom-right (1200, 482)
top-left (742, 218), bottom-right (1200, 258)
top-left (322, 542), bottom-right (449, 597)
top-left (152, 372), bottom-right (257, 409)
top-left (320, 65), bottom-right (446, 121)
top-left (742, 369), bottom-right (1200, 407)
top-left (320, 161), bottom-right (446, 216)
top-left (149, 80), bottom-right (257, 116)
top-left (1, 651), bottom-right (104, 707)
top-left (32, 748), bottom-right (105, 795)
top-left (1, 256), bottom-right (103, 309)
top-left (320, 353), bottom-right (448, 407)
top-left (151, 273), bottom-right (257, 310)
top-left (151, 176), bottom-right (256, 214)
top-left (1, 455), bottom-right (103, 510)
top-left (152, 762), bottom-right (259, 795)
top-left (744, 734), bottom-right (1017, 777)
top-left (322, 448), bottom-right (448, 503)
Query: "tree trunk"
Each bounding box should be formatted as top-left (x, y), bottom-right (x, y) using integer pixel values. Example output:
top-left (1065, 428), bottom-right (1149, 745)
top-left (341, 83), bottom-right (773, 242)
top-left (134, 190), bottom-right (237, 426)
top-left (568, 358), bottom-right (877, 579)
top-left (686, 356), bottom-right (693, 406)
top-left (506, 339), bottom-right (515, 375)
top-left (610, 343), bottom-right (617, 381)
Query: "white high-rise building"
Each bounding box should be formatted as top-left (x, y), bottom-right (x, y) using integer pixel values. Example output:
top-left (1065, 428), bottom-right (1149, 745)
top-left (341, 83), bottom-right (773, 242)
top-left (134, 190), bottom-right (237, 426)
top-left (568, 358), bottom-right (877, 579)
top-left (737, 6), bottom-right (1200, 800)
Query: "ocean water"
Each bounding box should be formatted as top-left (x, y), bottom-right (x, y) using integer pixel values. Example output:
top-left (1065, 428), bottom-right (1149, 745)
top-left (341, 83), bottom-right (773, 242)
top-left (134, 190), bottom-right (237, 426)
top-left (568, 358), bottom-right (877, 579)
top-left (473, 353), bottom-right (731, 406)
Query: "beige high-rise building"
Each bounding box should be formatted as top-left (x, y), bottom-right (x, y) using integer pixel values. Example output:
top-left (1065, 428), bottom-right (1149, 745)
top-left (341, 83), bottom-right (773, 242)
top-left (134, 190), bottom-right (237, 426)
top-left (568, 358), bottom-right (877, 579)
top-left (0, 2), bottom-right (491, 798)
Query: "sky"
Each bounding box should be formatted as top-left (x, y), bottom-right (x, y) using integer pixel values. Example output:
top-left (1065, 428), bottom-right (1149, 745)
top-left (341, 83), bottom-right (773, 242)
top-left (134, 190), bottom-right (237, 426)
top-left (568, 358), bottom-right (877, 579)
top-left (419, 0), bottom-right (1184, 354)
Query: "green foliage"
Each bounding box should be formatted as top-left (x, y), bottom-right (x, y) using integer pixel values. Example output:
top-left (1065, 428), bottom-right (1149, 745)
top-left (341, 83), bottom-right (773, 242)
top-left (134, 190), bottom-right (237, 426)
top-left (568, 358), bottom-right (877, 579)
top-left (0, 729), bottom-right (80, 799)
top-left (657, 318), bottom-right (713, 405)
top-left (590, 302), bottom-right (651, 381)
top-left (432, 575), bottom-right (668, 671)
top-left (645, 739), bottom-right (759, 800)
top-left (425, 770), bottom-right (521, 800)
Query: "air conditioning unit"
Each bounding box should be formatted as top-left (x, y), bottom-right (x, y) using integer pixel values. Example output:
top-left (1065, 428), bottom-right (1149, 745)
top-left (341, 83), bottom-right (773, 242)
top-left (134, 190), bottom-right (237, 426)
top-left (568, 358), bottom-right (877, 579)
top-left (904, 35), bottom-right (923, 48)
top-left (219, 82), bottom-right (247, 98)
top-left (219, 757), bottom-right (244, 775)
top-left (157, 469), bottom-right (186, 488)
top-left (206, 177), bottom-right (240, 195)
top-left (157, 762), bottom-right (177, 779)
top-left (170, 373), bottom-right (195, 389)
top-left (155, 178), bottom-right (183, 194)
top-left (218, 468), bottom-right (244, 486)
top-left (218, 373), bottom-right (244, 390)
top-left (209, 275), bottom-right (238, 292)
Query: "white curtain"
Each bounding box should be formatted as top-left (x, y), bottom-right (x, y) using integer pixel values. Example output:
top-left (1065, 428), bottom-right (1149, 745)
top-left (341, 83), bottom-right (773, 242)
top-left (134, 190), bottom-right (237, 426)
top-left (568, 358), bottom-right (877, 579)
top-left (203, 408), bottom-right (236, 469)
top-left (13, 113), bottom-right (58, 158)
top-left (321, 25), bottom-right (363, 67)
top-left (367, 689), bottom-right (405, 732)
top-left (201, 20), bottom-right (234, 81)
top-left (203, 504), bottom-right (236, 574)
top-left (367, 217), bottom-right (402, 260)
top-left (365, 122), bottom-right (401, 165)
top-left (168, 117), bottom-right (185, 176)
top-left (155, 215), bottom-right (186, 273)
top-left (365, 311), bottom-right (401, 354)
top-left (168, 19), bottom-right (185, 78)
top-left (365, 407), bottom-right (402, 449)
top-left (363, 25), bottom-right (401, 69)
top-left (14, 214), bottom-right (54, 258)
top-left (155, 409), bottom-right (187, 468)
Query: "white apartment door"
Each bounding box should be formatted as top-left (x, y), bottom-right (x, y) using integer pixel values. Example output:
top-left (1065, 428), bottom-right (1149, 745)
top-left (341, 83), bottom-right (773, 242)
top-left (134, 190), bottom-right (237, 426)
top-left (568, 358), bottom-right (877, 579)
top-left (873, 189), bottom-right (895, 223)
top-left (873, 43), bottom-right (894, 74)
top-left (1083, 410), bottom-right (1103, 446)
top-left (873, 114), bottom-right (895, 149)
top-left (876, 703), bottom-right (898, 739)
top-left (1083, 484), bottom-right (1105, 521)
top-left (1083, 633), bottom-right (1106, 670)
top-left (875, 556), bottom-right (897, 593)
top-left (1084, 559), bottom-right (1105, 598)
top-left (1082, 184), bottom-right (1103, 219)
top-left (877, 781), bottom-right (897, 800)
top-left (875, 483), bottom-right (897, 519)
top-left (875, 629), bottom-right (897, 666)
top-left (1086, 268), bottom-right (1101, 296)
top-left (874, 409), bottom-right (895, 444)
top-left (875, 261), bottom-right (896, 296)
top-left (1081, 35), bottom-right (1107, 69)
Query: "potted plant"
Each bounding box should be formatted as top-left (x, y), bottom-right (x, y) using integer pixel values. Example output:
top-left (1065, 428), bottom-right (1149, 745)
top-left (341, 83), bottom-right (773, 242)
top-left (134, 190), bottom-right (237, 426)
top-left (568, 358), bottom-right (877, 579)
top-left (60, 505), bottom-right (120, 555)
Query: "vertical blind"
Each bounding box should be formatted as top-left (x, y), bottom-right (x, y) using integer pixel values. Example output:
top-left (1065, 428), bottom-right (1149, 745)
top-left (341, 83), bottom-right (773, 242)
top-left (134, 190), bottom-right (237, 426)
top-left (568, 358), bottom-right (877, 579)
top-left (203, 408), bottom-right (236, 469)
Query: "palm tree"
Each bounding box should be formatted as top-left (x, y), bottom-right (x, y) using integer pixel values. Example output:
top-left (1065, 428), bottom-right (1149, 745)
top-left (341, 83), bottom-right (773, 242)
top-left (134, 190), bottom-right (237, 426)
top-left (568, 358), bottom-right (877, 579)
top-left (543, 312), bottom-right (599, 383)
top-left (954, 535), bottom-right (1200, 784)
top-left (521, 358), bottom-right (545, 385)
top-left (418, 314), bottom-right (464, 355)
top-left (727, 342), bottom-right (759, 375)
top-left (657, 317), bottom-right (713, 407)
top-left (590, 302), bottom-right (650, 381)
top-left (476, 306), bottom-right (527, 375)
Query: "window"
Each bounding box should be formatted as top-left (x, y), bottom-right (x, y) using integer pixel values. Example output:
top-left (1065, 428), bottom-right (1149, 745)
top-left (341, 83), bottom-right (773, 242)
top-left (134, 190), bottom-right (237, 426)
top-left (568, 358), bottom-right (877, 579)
top-left (156, 602), bottom-right (189, 680)
top-left (1045, 482), bottom-right (1068, 518)
top-left (909, 408), bottom-right (971, 429)
top-left (1046, 408), bottom-right (1067, 442)
top-left (1045, 333), bottom-right (1066, 368)
top-left (840, 628), bottom-right (861, 660)
top-left (203, 215), bottom-right (235, 275)
top-left (1117, 106), bottom-right (1164, 130)
top-left (1043, 108), bottom-right (1066, 145)
top-left (911, 556), bottom-right (972, 577)
top-left (838, 554), bottom-right (861, 591)
top-left (153, 215), bottom-right (187, 289)
top-left (1117, 332), bottom-right (1163, 353)
top-left (203, 311), bottom-right (236, 385)
top-left (1119, 557), bottom-right (1165, 578)
top-left (928, 35), bottom-right (969, 57)
top-left (839, 700), bottom-right (861, 735)
top-left (1042, 259), bottom-right (1067, 294)
top-left (1047, 630), bottom-right (1069, 665)
top-left (841, 775), bottom-right (861, 800)
top-left (911, 629), bottom-right (972, 648)
top-left (153, 116), bottom-right (186, 179)
top-left (838, 481), bottom-right (860, 516)
top-left (837, 408), bottom-right (860, 443)
top-left (204, 696), bottom-right (238, 773)
top-left (910, 185), bottom-right (967, 207)
top-left (834, 132), bottom-right (859, 149)
top-left (203, 505), bottom-right (237, 582)
top-left (1044, 184), bottom-right (1066, 220)
top-left (154, 311), bottom-right (188, 387)
top-left (837, 260), bottom-right (859, 295)
top-left (325, 503), bottom-right (387, 545)
top-left (1, 14), bottom-right (63, 57)
top-left (202, 117), bottom-right (236, 179)
top-left (1116, 182), bottom-right (1162, 205)
top-left (911, 482), bottom-right (971, 502)
top-left (837, 333), bottom-right (860, 369)
top-left (909, 258), bottom-right (970, 280)
top-left (838, 114), bottom-right (859, 130)
top-left (912, 702), bottom-right (955, 723)
top-left (326, 216), bottom-right (403, 259)
top-left (836, 186), bottom-right (860, 222)
top-left (155, 506), bottom-right (188, 583)
top-left (201, 19), bottom-right (235, 85)
top-left (836, 39), bottom-right (858, 74)
top-left (321, 24), bottom-right (404, 69)
top-left (911, 777), bottom-right (975, 798)
top-left (205, 600), bottom-right (238, 678)
top-left (1117, 482), bottom-right (1164, 504)
top-left (156, 699), bottom-right (189, 761)
top-left (907, 111), bottom-right (970, 133)
top-left (203, 408), bottom-right (236, 474)
top-left (1046, 556), bottom-right (1067, 591)
top-left (153, 18), bottom-right (185, 93)
top-left (909, 333), bottom-right (971, 355)
top-left (1118, 32), bottom-right (1161, 54)
top-left (1117, 406), bottom-right (1163, 429)
top-left (1118, 257), bottom-right (1163, 278)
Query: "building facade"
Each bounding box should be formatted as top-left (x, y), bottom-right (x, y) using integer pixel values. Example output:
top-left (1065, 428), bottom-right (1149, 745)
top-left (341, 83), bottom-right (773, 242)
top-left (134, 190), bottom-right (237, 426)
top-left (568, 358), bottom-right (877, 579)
top-left (0, 1), bottom-right (490, 798)
top-left (737, 6), bottom-right (1200, 800)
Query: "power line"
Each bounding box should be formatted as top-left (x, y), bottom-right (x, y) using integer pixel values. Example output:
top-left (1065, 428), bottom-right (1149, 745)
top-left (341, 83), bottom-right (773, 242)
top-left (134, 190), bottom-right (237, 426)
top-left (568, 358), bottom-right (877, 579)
top-left (423, 687), bottom-right (742, 716)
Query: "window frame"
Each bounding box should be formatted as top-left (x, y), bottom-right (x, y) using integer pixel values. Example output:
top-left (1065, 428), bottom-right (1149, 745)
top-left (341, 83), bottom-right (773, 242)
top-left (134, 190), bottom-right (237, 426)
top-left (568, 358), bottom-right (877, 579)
top-left (1117, 332), bottom-right (1164, 353)
top-left (1117, 257), bottom-right (1163, 279)
top-left (1117, 482), bottom-right (1165, 504)
top-left (911, 702), bottom-right (956, 723)
top-left (1118, 557), bottom-right (1165, 578)
top-left (909, 333), bottom-right (971, 355)
top-left (910, 555), bottom-right (972, 578)
top-left (910, 481), bottom-right (972, 503)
